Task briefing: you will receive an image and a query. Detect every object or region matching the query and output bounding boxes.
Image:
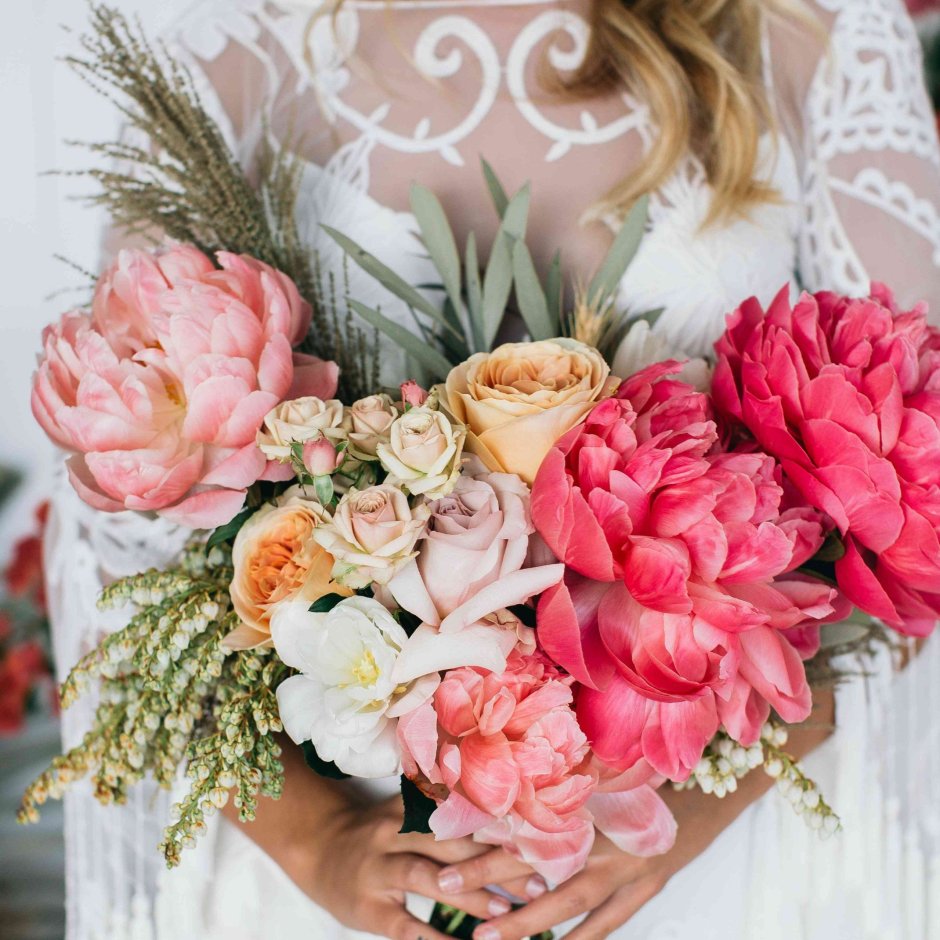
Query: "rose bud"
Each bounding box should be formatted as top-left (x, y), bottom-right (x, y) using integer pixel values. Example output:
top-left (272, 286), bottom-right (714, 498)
top-left (303, 437), bottom-right (343, 477)
top-left (400, 380), bottom-right (428, 409)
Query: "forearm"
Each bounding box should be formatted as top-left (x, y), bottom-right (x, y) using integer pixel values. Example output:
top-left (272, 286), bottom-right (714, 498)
top-left (221, 734), bottom-right (357, 889)
top-left (661, 688), bottom-right (836, 870)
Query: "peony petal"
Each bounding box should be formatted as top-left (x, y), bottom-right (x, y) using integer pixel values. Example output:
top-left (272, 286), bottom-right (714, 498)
top-left (430, 791), bottom-right (497, 841)
top-left (588, 785), bottom-right (677, 857)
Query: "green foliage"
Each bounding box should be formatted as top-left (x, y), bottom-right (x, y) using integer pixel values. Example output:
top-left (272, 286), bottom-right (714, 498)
top-left (18, 542), bottom-right (286, 868)
top-left (308, 593), bottom-right (349, 614)
top-left (324, 161), bottom-right (651, 382)
top-left (206, 507), bottom-right (254, 550)
top-left (301, 741), bottom-right (351, 780)
top-left (399, 775), bottom-right (436, 834)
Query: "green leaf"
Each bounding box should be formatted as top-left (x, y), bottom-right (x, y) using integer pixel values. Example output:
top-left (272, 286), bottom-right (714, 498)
top-left (302, 741), bottom-right (350, 780)
top-left (314, 475), bottom-right (334, 506)
top-left (410, 184), bottom-right (464, 320)
top-left (813, 531), bottom-right (847, 564)
top-left (545, 250), bottom-right (563, 330)
top-left (465, 232), bottom-right (483, 350)
top-left (396, 609), bottom-right (422, 637)
top-left (481, 158), bottom-right (509, 217)
top-left (512, 240), bottom-right (554, 341)
top-left (321, 224), bottom-right (466, 349)
top-left (501, 183), bottom-right (531, 241)
top-left (308, 592), bottom-right (349, 614)
top-left (206, 506), bottom-right (254, 549)
top-left (482, 231), bottom-right (514, 349)
top-left (347, 299), bottom-right (455, 380)
top-left (586, 193), bottom-right (649, 309)
top-left (399, 775), bottom-right (436, 834)
top-left (508, 604), bottom-right (537, 628)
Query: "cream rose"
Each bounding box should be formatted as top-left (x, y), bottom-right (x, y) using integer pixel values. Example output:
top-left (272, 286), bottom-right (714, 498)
top-left (314, 483), bottom-right (430, 588)
top-left (256, 397), bottom-right (345, 462)
top-left (443, 338), bottom-right (612, 484)
top-left (226, 486), bottom-right (351, 650)
top-left (344, 394), bottom-right (399, 460)
top-left (377, 406), bottom-right (466, 498)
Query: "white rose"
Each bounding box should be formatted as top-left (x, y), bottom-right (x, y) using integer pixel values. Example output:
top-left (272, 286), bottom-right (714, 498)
top-left (313, 483), bottom-right (430, 588)
top-left (256, 397), bottom-right (345, 462)
top-left (377, 407), bottom-right (466, 498)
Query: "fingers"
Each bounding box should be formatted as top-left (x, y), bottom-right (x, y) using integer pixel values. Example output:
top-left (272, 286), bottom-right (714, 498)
top-left (437, 848), bottom-right (543, 896)
top-left (498, 875), bottom-right (548, 903)
top-left (387, 853), bottom-right (514, 922)
top-left (379, 904), bottom-right (451, 940)
top-left (469, 874), bottom-right (607, 940)
top-left (563, 879), bottom-right (664, 940)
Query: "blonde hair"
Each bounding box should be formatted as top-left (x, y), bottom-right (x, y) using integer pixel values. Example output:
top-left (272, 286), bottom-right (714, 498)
top-left (319, 0), bottom-right (815, 225)
top-left (562, 0), bottom-right (811, 225)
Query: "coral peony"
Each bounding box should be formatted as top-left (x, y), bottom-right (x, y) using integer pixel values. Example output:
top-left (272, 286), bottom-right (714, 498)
top-left (532, 363), bottom-right (840, 778)
top-left (398, 650), bottom-right (676, 883)
top-left (32, 245), bottom-right (338, 529)
top-left (713, 285), bottom-right (940, 636)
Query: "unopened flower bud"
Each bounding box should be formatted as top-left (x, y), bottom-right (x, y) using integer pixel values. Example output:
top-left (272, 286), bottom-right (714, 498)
top-left (302, 437), bottom-right (342, 477)
top-left (400, 380), bottom-right (428, 408)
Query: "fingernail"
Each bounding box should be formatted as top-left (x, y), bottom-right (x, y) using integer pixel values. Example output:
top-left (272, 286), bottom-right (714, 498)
top-left (487, 896), bottom-right (511, 917)
top-left (526, 875), bottom-right (547, 898)
top-left (438, 867), bottom-right (463, 893)
top-left (474, 927), bottom-right (500, 940)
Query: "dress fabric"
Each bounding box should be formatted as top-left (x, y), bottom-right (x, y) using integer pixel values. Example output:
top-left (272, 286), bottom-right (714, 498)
top-left (43, 0), bottom-right (940, 937)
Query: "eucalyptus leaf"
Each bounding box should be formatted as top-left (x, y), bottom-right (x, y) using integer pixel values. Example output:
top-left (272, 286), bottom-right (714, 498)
top-left (322, 224), bottom-right (464, 346)
top-left (410, 184), bottom-right (464, 319)
top-left (481, 158), bottom-right (509, 217)
top-left (586, 193), bottom-right (649, 309)
top-left (465, 231), bottom-right (483, 350)
top-left (482, 231), bottom-right (514, 349)
top-left (399, 775), bottom-right (436, 834)
top-left (348, 299), bottom-right (454, 380)
top-left (545, 250), bottom-right (563, 330)
top-left (512, 240), bottom-right (554, 341)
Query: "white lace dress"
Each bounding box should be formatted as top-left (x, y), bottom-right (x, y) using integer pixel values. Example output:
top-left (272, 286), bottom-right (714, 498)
top-left (44, 1), bottom-right (940, 938)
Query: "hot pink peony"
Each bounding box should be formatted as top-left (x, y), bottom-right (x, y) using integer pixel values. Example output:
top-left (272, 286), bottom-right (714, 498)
top-left (398, 649), bottom-right (676, 883)
top-left (32, 245), bottom-right (338, 529)
top-left (713, 285), bottom-right (940, 636)
top-left (531, 363), bottom-right (840, 778)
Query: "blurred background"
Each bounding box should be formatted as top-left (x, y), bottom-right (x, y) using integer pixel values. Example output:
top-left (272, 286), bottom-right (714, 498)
top-left (0, 2), bottom-right (938, 938)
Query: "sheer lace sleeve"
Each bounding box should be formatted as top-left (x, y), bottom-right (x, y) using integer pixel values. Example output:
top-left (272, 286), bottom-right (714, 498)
top-left (793, 0), bottom-right (940, 314)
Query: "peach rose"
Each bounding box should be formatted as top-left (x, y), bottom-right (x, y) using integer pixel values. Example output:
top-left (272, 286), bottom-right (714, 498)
top-left (227, 486), bottom-right (350, 650)
top-left (444, 339), bottom-right (612, 484)
top-left (344, 394), bottom-right (399, 460)
top-left (314, 484), bottom-right (430, 589)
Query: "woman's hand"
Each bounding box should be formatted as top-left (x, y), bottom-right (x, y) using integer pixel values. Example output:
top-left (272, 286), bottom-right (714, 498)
top-left (441, 691), bottom-right (837, 940)
top-left (290, 794), bottom-right (541, 940)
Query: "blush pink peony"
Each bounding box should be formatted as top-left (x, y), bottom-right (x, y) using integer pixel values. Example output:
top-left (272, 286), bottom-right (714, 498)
top-left (531, 363), bottom-right (840, 779)
top-left (398, 650), bottom-right (677, 883)
top-left (31, 245), bottom-right (338, 529)
top-left (713, 285), bottom-right (940, 636)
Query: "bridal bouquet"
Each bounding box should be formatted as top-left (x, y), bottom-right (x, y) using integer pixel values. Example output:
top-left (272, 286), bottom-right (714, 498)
top-left (19, 7), bottom-right (940, 938)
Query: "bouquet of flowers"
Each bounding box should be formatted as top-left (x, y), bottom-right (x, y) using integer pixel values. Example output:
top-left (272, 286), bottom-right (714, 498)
top-left (18, 8), bottom-right (940, 939)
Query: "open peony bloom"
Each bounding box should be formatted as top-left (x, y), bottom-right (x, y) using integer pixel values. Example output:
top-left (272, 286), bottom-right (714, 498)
top-left (388, 459), bottom-right (563, 633)
top-left (532, 363), bottom-right (841, 779)
top-left (398, 650), bottom-right (677, 884)
top-left (713, 285), bottom-right (940, 636)
top-left (31, 245), bottom-right (339, 529)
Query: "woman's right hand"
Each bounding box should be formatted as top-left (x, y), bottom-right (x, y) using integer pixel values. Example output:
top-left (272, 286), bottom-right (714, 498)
top-left (281, 793), bottom-right (542, 940)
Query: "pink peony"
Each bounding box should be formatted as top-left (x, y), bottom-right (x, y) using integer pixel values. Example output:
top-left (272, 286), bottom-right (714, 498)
top-left (531, 364), bottom-right (840, 778)
top-left (32, 246), bottom-right (338, 529)
top-left (398, 650), bottom-right (676, 883)
top-left (713, 285), bottom-right (940, 636)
